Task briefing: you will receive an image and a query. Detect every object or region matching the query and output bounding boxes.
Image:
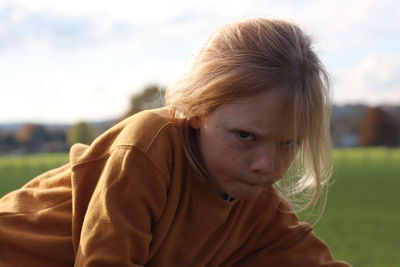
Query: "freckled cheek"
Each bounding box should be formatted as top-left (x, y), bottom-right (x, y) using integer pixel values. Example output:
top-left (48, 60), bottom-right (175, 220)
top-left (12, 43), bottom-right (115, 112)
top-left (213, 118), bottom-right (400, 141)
top-left (274, 157), bottom-right (292, 177)
top-left (221, 147), bottom-right (238, 167)
top-left (205, 132), bottom-right (237, 167)
top-left (214, 143), bottom-right (245, 175)
top-left (225, 140), bottom-right (246, 161)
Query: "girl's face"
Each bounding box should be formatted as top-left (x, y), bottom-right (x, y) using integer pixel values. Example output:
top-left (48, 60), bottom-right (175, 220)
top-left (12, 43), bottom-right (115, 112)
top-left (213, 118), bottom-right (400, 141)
top-left (190, 89), bottom-right (299, 200)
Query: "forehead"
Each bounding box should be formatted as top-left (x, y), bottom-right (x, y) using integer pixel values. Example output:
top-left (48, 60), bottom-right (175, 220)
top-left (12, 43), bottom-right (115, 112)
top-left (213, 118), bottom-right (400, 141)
top-left (207, 89), bottom-right (300, 138)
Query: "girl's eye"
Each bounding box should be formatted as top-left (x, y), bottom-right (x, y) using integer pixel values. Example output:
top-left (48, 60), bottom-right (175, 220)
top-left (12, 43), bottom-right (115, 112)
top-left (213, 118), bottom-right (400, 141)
top-left (281, 140), bottom-right (298, 149)
top-left (236, 130), bottom-right (254, 141)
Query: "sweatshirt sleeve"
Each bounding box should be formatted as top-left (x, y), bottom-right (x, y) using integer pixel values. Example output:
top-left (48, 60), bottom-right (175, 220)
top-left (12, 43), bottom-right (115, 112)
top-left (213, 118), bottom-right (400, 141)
top-left (234, 197), bottom-right (351, 267)
top-left (73, 146), bottom-right (169, 267)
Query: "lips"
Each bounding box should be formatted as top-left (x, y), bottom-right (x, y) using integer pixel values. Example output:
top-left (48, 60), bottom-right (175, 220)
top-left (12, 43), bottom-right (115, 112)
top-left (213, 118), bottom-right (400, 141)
top-left (242, 179), bottom-right (274, 186)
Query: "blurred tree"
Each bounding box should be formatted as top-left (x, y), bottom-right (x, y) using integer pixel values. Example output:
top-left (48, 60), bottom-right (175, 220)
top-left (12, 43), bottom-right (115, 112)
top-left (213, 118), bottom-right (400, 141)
top-left (387, 105), bottom-right (400, 144)
top-left (67, 122), bottom-right (98, 146)
top-left (385, 105), bottom-right (400, 133)
top-left (16, 124), bottom-right (49, 152)
top-left (48, 130), bottom-right (67, 144)
top-left (43, 129), bottom-right (68, 152)
top-left (359, 107), bottom-right (398, 146)
top-left (0, 132), bottom-right (17, 153)
top-left (121, 84), bottom-right (165, 120)
top-left (331, 104), bottom-right (367, 147)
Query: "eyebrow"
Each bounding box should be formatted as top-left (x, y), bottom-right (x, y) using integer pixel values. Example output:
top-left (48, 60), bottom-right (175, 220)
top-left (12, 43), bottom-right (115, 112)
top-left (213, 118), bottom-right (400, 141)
top-left (229, 124), bottom-right (298, 143)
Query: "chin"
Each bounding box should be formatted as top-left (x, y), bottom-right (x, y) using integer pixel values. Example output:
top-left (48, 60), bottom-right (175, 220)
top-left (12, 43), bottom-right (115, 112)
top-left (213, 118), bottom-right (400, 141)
top-left (230, 188), bottom-right (263, 200)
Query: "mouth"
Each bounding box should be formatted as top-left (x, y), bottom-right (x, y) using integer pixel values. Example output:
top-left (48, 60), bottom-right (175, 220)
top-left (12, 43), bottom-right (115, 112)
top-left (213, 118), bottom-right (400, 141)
top-left (243, 180), bottom-right (275, 187)
top-left (243, 180), bottom-right (273, 187)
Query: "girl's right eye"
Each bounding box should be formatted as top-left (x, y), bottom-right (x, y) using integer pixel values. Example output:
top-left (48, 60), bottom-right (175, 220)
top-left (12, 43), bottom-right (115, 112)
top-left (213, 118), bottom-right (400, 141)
top-left (236, 130), bottom-right (254, 141)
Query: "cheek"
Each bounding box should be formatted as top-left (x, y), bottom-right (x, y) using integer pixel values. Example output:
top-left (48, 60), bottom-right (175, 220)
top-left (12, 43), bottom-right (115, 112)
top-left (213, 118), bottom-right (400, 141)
top-left (201, 128), bottom-right (232, 165)
top-left (206, 128), bottom-right (234, 155)
top-left (223, 137), bottom-right (249, 165)
top-left (209, 137), bottom-right (244, 173)
top-left (214, 139), bottom-right (240, 167)
top-left (275, 153), bottom-right (294, 176)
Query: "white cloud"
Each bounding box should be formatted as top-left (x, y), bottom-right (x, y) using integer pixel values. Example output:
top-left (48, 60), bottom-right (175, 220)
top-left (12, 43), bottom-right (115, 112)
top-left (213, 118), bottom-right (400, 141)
top-left (300, 0), bottom-right (398, 33)
top-left (0, 1), bottom-right (217, 52)
top-left (0, 0), bottom-right (399, 123)
top-left (9, 8), bottom-right (25, 23)
top-left (24, 36), bottom-right (54, 51)
top-left (3, 0), bottom-right (396, 54)
top-left (0, 54), bottom-right (187, 123)
top-left (4, 0), bottom-right (188, 22)
top-left (334, 55), bottom-right (400, 104)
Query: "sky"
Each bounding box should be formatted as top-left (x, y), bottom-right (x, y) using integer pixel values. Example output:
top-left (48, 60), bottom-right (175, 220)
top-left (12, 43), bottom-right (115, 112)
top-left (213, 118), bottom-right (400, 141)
top-left (0, 0), bottom-right (399, 123)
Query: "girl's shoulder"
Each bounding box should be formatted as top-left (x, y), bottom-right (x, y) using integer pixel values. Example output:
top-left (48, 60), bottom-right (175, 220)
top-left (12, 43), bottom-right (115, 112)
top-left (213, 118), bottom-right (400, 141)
top-left (70, 107), bottom-right (183, 172)
top-left (113, 107), bottom-right (179, 151)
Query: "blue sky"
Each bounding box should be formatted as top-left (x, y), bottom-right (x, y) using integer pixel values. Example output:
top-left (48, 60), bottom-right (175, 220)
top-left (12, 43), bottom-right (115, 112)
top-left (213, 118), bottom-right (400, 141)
top-left (0, 0), bottom-right (399, 123)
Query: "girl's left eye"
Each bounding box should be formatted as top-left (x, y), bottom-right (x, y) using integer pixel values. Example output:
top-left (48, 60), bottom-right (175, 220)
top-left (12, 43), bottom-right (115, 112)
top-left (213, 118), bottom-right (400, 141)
top-left (280, 140), bottom-right (298, 149)
top-left (236, 130), bottom-right (254, 141)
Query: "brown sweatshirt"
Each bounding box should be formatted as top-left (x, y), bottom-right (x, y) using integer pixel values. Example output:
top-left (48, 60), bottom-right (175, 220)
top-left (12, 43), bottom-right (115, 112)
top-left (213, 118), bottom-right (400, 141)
top-left (0, 108), bottom-right (350, 266)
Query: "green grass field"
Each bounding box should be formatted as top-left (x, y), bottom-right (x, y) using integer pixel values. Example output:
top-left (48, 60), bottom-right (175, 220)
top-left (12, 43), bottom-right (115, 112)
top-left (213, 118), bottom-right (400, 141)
top-left (315, 148), bottom-right (400, 267)
top-left (0, 148), bottom-right (399, 266)
top-left (0, 153), bottom-right (69, 196)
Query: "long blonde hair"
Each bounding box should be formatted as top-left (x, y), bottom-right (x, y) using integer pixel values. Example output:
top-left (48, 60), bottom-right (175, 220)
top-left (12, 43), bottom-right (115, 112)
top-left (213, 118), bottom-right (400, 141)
top-left (165, 18), bottom-right (332, 219)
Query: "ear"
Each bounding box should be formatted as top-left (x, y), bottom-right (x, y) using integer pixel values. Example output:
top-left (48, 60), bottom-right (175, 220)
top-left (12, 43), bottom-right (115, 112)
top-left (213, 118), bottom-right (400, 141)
top-left (188, 116), bottom-right (202, 129)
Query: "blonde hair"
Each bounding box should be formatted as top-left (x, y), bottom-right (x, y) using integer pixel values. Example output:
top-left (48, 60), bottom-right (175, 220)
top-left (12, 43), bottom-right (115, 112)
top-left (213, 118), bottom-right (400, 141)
top-left (165, 18), bottom-right (332, 220)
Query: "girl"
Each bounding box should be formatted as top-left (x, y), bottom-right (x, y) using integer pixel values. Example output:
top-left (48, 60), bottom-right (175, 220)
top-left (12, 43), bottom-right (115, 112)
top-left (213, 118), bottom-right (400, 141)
top-left (0, 18), bottom-right (350, 266)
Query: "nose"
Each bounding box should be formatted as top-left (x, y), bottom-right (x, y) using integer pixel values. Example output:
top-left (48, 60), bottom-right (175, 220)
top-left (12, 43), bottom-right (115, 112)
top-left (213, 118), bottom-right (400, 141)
top-left (249, 148), bottom-right (276, 175)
